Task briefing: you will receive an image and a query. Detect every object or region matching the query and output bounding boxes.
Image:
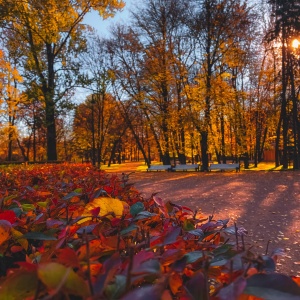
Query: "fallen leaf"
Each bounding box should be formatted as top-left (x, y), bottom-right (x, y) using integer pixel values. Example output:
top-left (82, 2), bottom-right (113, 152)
top-left (78, 197), bottom-right (124, 224)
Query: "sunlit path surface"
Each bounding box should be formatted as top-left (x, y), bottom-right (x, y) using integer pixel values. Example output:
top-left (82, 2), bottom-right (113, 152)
top-left (105, 162), bottom-right (300, 276)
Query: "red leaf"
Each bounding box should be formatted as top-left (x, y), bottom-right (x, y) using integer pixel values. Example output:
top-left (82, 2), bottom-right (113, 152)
top-left (292, 276), bottom-right (300, 287)
top-left (181, 206), bottom-right (194, 213)
top-left (56, 248), bottom-right (80, 268)
top-left (103, 186), bottom-right (113, 194)
top-left (111, 217), bottom-right (121, 227)
top-left (0, 210), bottom-right (16, 224)
top-left (11, 245), bottom-right (23, 253)
top-left (16, 262), bottom-right (38, 271)
top-left (153, 195), bottom-right (164, 207)
top-left (90, 207), bottom-right (100, 217)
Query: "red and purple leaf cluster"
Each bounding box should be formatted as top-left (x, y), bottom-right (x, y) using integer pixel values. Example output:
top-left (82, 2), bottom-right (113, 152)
top-left (0, 163), bottom-right (299, 299)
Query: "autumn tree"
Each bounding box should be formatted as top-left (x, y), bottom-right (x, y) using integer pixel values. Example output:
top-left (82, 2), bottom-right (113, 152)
top-left (0, 48), bottom-right (24, 161)
top-left (188, 0), bottom-right (255, 170)
top-left (266, 0), bottom-right (300, 169)
top-left (134, 0), bottom-right (193, 165)
top-left (78, 34), bottom-right (117, 166)
top-left (18, 83), bottom-right (47, 161)
top-left (108, 0), bottom-right (193, 165)
top-left (73, 93), bottom-right (127, 165)
top-left (107, 26), bottom-right (156, 167)
top-left (0, 0), bottom-right (124, 161)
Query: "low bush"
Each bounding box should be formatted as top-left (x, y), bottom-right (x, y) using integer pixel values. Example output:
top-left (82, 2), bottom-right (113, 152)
top-left (0, 163), bottom-right (299, 299)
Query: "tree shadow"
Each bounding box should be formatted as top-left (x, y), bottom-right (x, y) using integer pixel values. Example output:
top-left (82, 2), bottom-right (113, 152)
top-left (131, 170), bottom-right (300, 275)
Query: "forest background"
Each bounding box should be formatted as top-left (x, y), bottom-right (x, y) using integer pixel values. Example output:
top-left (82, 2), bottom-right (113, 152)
top-left (0, 0), bottom-right (300, 171)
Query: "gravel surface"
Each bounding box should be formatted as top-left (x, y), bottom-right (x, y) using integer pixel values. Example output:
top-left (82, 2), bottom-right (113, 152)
top-left (105, 163), bottom-right (300, 276)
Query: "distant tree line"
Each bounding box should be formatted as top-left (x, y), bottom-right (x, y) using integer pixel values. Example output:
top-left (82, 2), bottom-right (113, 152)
top-left (0, 0), bottom-right (300, 170)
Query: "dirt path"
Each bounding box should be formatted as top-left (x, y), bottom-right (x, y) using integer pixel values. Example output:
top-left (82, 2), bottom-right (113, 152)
top-left (105, 163), bottom-right (300, 276)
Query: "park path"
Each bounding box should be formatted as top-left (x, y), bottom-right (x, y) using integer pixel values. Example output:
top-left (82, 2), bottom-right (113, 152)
top-left (105, 163), bottom-right (300, 276)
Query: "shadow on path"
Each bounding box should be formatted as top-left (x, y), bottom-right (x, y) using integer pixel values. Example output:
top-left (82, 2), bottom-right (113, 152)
top-left (127, 170), bottom-right (300, 276)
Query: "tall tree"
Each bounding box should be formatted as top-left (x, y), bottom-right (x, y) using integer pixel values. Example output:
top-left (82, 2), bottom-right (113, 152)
top-left (73, 93), bottom-right (127, 165)
top-left (80, 34), bottom-right (115, 167)
top-left (0, 49), bottom-right (23, 161)
top-left (189, 0), bottom-right (254, 170)
top-left (0, 0), bottom-right (124, 160)
top-left (266, 0), bottom-right (300, 169)
top-left (113, 0), bottom-right (192, 165)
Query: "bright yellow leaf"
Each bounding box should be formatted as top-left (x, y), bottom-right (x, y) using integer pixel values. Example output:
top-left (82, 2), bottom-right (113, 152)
top-left (78, 197), bottom-right (124, 224)
top-left (11, 228), bottom-right (28, 251)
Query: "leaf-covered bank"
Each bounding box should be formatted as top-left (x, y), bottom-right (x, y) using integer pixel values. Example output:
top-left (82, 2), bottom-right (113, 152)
top-left (0, 164), bottom-right (299, 299)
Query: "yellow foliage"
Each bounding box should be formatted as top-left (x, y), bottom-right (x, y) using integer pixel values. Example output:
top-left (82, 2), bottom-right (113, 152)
top-left (11, 228), bottom-right (29, 251)
top-left (78, 197), bottom-right (124, 224)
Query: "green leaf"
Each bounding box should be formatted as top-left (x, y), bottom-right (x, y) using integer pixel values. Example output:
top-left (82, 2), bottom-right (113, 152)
top-left (38, 262), bottom-right (90, 297)
top-left (259, 255), bottom-right (276, 273)
top-left (37, 201), bottom-right (48, 208)
top-left (11, 207), bottom-right (22, 217)
top-left (3, 194), bottom-right (17, 204)
top-left (133, 211), bottom-right (157, 221)
top-left (62, 191), bottom-right (82, 201)
top-left (120, 224), bottom-right (138, 236)
top-left (213, 244), bottom-right (233, 256)
top-left (210, 256), bottom-right (229, 267)
top-left (184, 251), bottom-right (204, 264)
top-left (22, 232), bottom-right (57, 240)
top-left (11, 228), bottom-right (28, 250)
top-left (21, 204), bottom-right (35, 211)
top-left (132, 259), bottom-right (161, 276)
top-left (105, 275), bottom-right (126, 299)
top-left (183, 219), bottom-right (195, 231)
top-left (130, 202), bottom-right (144, 216)
top-left (210, 248), bottom-right (237, 267)
top-left (187, 229), bottom-right (204, 238)
top-left (243, 273), bottom-right (300, 299)
top-left (0, 270), bottom-right (38, 299)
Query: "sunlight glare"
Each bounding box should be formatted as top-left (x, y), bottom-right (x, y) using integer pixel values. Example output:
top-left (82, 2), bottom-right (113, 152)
top-left (292, 39), bottom-right (300, 48)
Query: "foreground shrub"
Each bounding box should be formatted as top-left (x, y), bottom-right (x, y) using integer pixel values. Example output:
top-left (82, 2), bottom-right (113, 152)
top-left (0, 163), bottom-right (299, 299)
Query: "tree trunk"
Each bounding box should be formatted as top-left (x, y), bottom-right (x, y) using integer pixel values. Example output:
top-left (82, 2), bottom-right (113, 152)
top-left (108, 139), bottom-right (118, 167)
top-left (7, 115), bottom-right (15, 161)
top-left (33, 114), bottom-right (36, 162)
top-left (275, 115), bottom-right (282, 167)
top-left (254, 111), bottom-right (260, 167)
top-left (200, 131), bottom-right (209, 171)
top-left (281, 36), bottom-right (288, 169)
top-left (45, 99), bottom-right (57, 161)
top-left (220, 111), bottom-right (226, 163)
top-left (44, 43), bottom-right (57, 161)
top-left (17, 139), bottom-right (28, 161)
top-left (288, 51), bottom-right (299, 169)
